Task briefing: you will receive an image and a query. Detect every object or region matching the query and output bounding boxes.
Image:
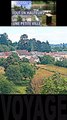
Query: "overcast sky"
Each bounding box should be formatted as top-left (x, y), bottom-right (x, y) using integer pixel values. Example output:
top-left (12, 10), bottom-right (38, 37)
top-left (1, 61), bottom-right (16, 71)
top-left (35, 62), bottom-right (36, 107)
top-left (0, 27), bottom-right (67, 44)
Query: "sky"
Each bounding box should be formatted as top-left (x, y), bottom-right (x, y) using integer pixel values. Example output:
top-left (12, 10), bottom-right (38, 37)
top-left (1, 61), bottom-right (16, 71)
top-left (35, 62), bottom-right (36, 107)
top-left (11, 1), bottom-right (32, 9)
top-left (0, 27), bottom-right (67, 44)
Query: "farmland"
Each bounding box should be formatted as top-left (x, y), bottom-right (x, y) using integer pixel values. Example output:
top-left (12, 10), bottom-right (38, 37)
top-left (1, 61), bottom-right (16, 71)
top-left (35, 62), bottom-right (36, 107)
top-left (31, 64), bottom-right (67, 93)
top-left (0, 63), bottom-right (67, 94)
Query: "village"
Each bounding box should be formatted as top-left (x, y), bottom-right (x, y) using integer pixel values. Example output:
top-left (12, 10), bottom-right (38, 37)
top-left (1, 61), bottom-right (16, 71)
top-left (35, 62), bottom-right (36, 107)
top-left (0, 50), bottom-right (67, 63)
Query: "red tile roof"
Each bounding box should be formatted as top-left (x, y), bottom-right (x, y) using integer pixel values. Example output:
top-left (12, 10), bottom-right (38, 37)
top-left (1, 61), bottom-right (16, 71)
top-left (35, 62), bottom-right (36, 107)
top-left (16, 50), bottom-right (30, 56)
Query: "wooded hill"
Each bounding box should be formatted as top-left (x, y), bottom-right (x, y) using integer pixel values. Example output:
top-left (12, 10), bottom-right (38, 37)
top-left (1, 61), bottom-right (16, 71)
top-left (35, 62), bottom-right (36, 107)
top-left (0, 33), bottom-right (67, 52)
top-left (0, 33), bottom-right (51, 52)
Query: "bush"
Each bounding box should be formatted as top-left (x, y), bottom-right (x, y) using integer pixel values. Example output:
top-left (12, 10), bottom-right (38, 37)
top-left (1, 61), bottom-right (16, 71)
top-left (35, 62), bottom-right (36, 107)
top-left (6, 64), bottom-right (22, 84)
top-left (55, 59), bottom-right (67, 68)
top-left (41, 73), bottom-right (67, 94)
top-left (39, 55), bottom-right (55, 64)
top-left (0, 75), bottom-right (16, 94)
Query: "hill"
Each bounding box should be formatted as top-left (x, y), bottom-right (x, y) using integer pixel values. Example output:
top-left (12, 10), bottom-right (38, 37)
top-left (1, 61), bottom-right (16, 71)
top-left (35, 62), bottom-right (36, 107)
top-left (31, 64), bottom-right (67, 93)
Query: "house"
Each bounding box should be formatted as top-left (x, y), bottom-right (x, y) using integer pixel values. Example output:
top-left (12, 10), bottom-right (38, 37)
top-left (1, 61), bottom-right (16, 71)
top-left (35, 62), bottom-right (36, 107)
top-left (16, 50), bottom-right (31, 59)
top-left (45, 52), bottom-right (67, 61)
top-left (30, 51), bottom-right (44, 58)
top-left (29, 56), bottom-right (39, 63)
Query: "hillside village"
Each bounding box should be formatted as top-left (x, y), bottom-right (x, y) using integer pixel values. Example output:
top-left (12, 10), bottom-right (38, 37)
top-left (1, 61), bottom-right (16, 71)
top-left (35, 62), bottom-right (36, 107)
top-left (0, 28), bottom-right (67, 94)
top-left (0, 50), bottom-right (67, 63)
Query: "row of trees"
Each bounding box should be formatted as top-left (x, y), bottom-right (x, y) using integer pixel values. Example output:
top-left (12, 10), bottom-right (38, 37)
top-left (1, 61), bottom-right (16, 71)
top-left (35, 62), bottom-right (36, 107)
top-left (51, 44), bottom-right (67, 52)
top-left (0, 33), bottom-right (51, 52)
top-left (17, 36), bottom-right (51, 52)
top-left (1, 33), bottom-right (67, 53)
top-left (39, 55), bottom-right (67, 68)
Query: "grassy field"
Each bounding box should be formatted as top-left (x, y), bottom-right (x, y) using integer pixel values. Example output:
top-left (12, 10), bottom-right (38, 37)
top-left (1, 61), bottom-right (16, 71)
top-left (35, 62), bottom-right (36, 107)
top-left (31, 64), bottom-right (67, 93)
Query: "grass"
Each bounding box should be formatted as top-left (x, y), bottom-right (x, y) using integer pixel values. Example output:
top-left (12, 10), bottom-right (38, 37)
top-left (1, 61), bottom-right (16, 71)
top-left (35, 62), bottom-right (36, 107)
top-left (31, 66), bottom-right (54, 93)
top-left (1, 64), bottom-right (66, 94)
top-left (16, 85), bottom-right (27, 94)
top-left (31, 64), bottom-right (67, 93)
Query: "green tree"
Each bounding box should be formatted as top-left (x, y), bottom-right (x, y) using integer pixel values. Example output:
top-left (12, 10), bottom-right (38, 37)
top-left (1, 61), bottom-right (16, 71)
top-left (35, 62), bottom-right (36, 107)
top-left (17, 16), bottom-right (22, 22)
top-left (55, 59), bottom-right (67, 68)
top-left (22, 57), bottom-right (29, 63)
top-left (17, 34), bottom-right (29, 50)
top-left (13, 5), bottom-right (21, 11)
top-left (20, 63), bottom-right (36, 80)
top-left (41, 73), bottom-right (67, 94)
top-left (0, 33), bottom-right (8, 45)
top-left (0, 75), bottom-right (16, 94)
top-left (6, 52), bottom-right (20, 65)
top-left (6, 64), bottom-right (22, 84)
top-left (39, 55), bottom-right (55, 64)
top-left (6, 63), bottom-right (36, 84)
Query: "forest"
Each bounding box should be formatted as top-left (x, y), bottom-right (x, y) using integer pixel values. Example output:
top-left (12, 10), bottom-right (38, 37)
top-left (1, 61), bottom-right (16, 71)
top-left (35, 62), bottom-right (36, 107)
top-left (0, 33), bottom-right (67, 52)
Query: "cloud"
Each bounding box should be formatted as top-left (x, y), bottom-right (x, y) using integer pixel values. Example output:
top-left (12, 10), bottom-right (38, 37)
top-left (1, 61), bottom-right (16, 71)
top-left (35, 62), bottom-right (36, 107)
top-left (11, 1), bottom-right (16, 7)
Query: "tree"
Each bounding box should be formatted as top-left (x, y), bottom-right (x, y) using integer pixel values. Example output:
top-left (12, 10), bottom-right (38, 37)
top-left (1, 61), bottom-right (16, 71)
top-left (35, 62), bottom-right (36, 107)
top-left (41, 41), bottom-right (51, 52)
top-left (0, 75), bottom-right (16, 94)
top-left (6, 64), bottom-right (22, 84)
top-left (6, 62), bottom-right (36, 84)
top-left (55, 59), bottom-right (67, 68)
top-left (39, 55), bottom-right (55, 64)
top-left (0, 33), bottom-right (9, 45)
top-left (47, 0), bottom-right (56, 14)
top-left (17, 16), bottom-right (22, 22)
top-left (36, 40), bottom-right (41, 51)
top-left (45, 40), bottom-right (51, 52)
top-left (17, 34), bottom-right (29, 50)
top-left (20, 63), bottom-right (36, 80)
top-left (41, 73), bottom-right (67, 94)
top-left (6, 52), bottom-right (20, 65)
top-left (22, 57), bottom-right (29, 63)
top-left (0, 52), bottom-right (20, 69)
top-left (13, 5), bottom-right (21, 11)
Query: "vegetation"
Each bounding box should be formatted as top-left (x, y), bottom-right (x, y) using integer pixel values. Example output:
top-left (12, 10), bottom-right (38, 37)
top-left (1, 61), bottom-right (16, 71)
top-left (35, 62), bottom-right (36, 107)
top-left (0, 61), bottom-right (67, 94)
top-left (39, 55), bottom-right (55, 64)
top-left (2, 33), bottom-right (67, 53)
top-left (0, 33), bottom-right (51, 52)
top-left (0, 75), bottom-right (17, 94)
top-left (13, 5), bottom-right (21, 11)
top-left (32, 64), bottom-right (67, 94)
top-left (0, 32), bottom-right (67, 94)
top-left (41, 73), bottom-right (67, 94)
top-left (55, 59), bottom-right (67, 68)
top-left (22, 57), bottom-right (29, 63)
top-left (39, 55), bottom-right (67, 68)
top-left (17, 16), bottom-right (22, 22)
